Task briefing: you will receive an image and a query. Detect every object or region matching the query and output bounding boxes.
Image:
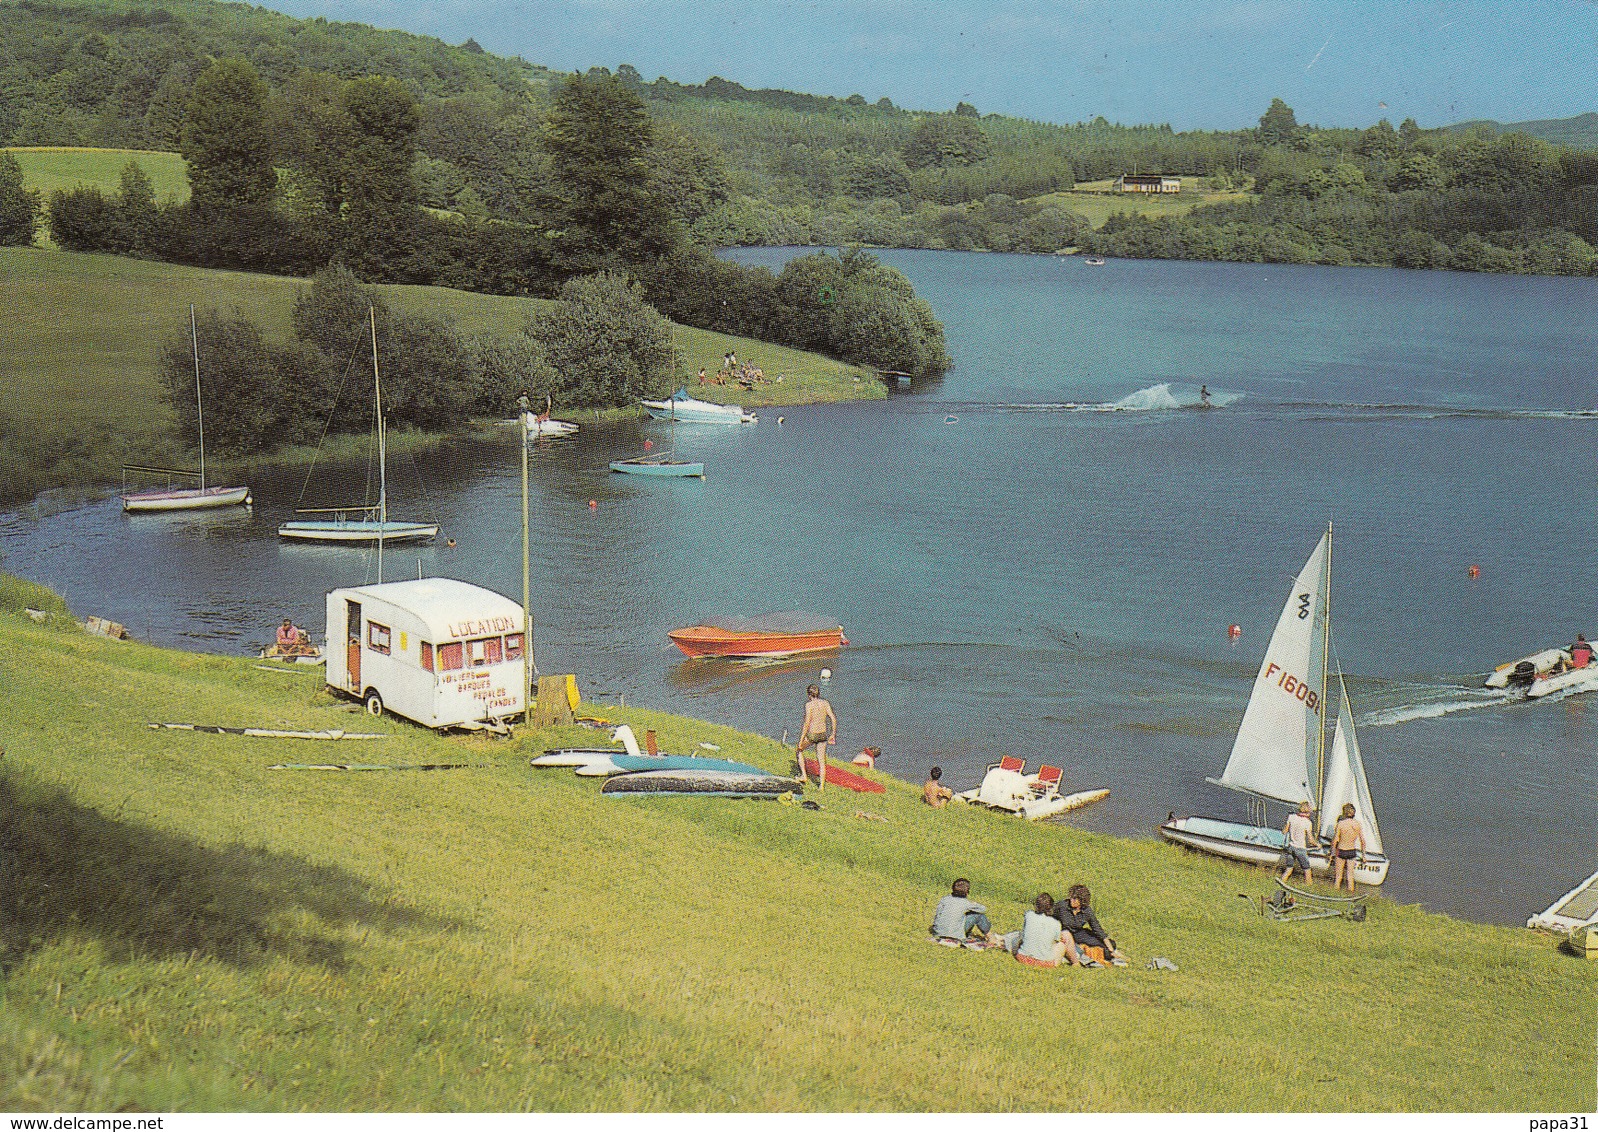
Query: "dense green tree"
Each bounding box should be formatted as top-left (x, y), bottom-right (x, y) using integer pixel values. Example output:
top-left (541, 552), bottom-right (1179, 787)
top-left (46, 187), bottom-right (118, 250)
top-left (649, 124), bottom-right (731, 226)
top-left (525, 272), bottom-right (676, 406)
top-left (181, 58), bottom-right (276, 214)
top-left (954, 101), bottom-right (980, 118)
top-left (0, 153), bottom-right (40, 246)
top-left (467, 332), bottom-right (558, 415)
top-left (1256, 98), bottom-right (1300, 146)
top-left (903, 114), bottom-right (991, 169)
top-left (841, 154), bottom-right (912, 199)
top-left (542, 70), bottom-right (671, 263)
top-left (270, 70), bottom-right (356, 227)
top-left (1356, 119), bottom-right (1400, 159)
top-left (340, 75), bottom-right (422, 271)
top-left (115, 162), bottom-right (158, 254)
top-left (1389, 152), bottom-right (1447, 192)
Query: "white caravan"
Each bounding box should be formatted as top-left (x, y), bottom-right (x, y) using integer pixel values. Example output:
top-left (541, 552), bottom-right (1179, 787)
top-left (325, 578), bottom-right (525, 729)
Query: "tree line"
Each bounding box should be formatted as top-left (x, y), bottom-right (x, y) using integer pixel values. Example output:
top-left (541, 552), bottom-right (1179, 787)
top-left (162, 265), bottom-right (681, 457)
top-left (1084, 101), bottom-right (1598, 275)
top-left (4, 51), bottom-right (949, 384)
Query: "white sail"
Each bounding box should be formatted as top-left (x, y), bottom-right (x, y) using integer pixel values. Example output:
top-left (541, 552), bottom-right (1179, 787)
top-left (1215, 530), bottom-right (1329, 806)
top-left (1319, 682), bottom-right (1383, 854)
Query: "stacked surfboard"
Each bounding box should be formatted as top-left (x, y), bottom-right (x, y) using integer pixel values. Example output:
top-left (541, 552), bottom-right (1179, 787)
top-left (530, 734), bottom-right (796, 799)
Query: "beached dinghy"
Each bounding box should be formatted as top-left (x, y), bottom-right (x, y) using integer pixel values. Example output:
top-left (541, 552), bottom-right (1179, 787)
top-left (575, 754), bottom-right (767, 777)
top-left (1485, 648), bottom-right (1568, 688)
top-left (641, 389), bottom-right (756, 424)
top-left (600, 768), bottom-right (796, 798)
top-left (1160, 525), bottom-right (1391, 886)
top-left (530, 749), bottom-right (628, 768)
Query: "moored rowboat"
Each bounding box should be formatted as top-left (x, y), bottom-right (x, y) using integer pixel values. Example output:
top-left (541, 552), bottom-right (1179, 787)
top-left (669, 623), bottom-right (847, 659)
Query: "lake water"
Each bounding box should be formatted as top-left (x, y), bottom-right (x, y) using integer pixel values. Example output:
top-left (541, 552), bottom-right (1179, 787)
top-left (4, 249), bottom-right (1597, 925)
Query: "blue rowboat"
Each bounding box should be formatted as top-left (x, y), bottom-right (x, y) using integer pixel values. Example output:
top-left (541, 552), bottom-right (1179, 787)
top-left (610, 456), bottom-right (704, 478)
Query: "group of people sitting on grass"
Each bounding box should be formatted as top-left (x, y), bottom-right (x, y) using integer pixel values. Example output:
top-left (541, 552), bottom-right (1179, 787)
top-left (930, 877), bottom-right (1128, 968)
top-left (698, 354), bottom-right (780, 390)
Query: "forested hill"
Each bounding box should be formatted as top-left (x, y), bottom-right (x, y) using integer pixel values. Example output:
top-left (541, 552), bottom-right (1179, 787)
top-left (6, 0), bottom-right (1597, 276)
top-left (1448, 112), bottom-right (1598, 151)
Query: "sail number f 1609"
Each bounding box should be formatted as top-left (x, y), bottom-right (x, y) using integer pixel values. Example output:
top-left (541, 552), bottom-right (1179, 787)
top-left (1261, 662), bottom-right (1321, 714)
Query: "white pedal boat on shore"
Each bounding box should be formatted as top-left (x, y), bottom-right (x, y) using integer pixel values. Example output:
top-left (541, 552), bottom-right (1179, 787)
top-left (954, 763), bottom-right (1108, 821)
top-left (1528, 867), bottom-right (1598, 934)
top-left (641, 391), bottom-right (757, 424)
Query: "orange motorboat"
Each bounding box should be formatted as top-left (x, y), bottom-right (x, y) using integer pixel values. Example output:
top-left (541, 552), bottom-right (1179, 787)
top-left (669, 616), bottom-right (848, 659)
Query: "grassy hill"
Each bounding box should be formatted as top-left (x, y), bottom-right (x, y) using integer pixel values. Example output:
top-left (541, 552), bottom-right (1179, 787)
top-left (1028, 180), bottom-right (1253, 229)
top-left (0, 572), bottom-right (1590, 1111)
top-left (0, 247), bottom-right (879, 507)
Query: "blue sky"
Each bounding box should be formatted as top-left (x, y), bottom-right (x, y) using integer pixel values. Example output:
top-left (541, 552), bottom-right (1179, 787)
top-left (265, 1), bottom-right (1596, 131)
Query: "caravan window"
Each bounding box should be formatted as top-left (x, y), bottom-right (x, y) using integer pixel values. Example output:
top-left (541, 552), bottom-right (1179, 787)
top-left (367, 622), bottom-right (392, 655)
top-left (420, 642), bottom-right (434, 672)
top-left (467, 636), bottom-right (503, 667)
top-left (438, 642), bottom-right (463, 671)
top-left (505, 634), bottom-right (524, 661)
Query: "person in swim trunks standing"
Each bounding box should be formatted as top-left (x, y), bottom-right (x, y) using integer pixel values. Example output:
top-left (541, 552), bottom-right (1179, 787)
top-left (795, 684), bottom-right (836, 790)
top-left (1330, 802), bottom-right (1366, 892)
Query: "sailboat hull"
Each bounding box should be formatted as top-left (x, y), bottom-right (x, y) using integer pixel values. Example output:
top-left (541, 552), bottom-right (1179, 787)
top-left (122, 485), bottom-right (251, 512)
top-left (278, 520), bottom-right (438, 544)
top-left (1160, 816), bottom-right (1390, 886)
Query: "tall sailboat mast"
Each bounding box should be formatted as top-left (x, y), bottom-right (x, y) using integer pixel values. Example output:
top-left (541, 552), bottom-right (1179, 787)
top-left (371, 305), bottom-right (385, 583)
top-left (191, 304), bottom-right (205, 492)
top-left (1315, 521), bottom-right (1333, 822)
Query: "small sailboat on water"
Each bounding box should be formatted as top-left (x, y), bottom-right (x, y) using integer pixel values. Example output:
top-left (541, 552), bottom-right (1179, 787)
top-left (278, 307), bottom-right (438, 547)
top-left (121, 305), bottom-right (251, 512)
top-left (1160, 525), bottom-right (1390, 886)
top-left (611, 399), bottom-right (705, 477)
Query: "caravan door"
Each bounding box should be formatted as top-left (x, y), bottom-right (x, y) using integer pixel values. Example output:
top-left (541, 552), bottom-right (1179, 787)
top-left (346, 600), bottom-right (362, 691)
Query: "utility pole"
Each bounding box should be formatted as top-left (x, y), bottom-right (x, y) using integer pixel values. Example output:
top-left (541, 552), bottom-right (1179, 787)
top-left (517, 394), bottom-right (536, 724)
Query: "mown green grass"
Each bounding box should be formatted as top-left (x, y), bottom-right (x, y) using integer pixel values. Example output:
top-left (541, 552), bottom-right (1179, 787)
top-left (0, 247), bottom-right (878, 506)
top-left (6, 146), bottom-right (192, 204)
top-left (1032, 181), bottom-right (1253, 229)
top-left (0, 575), bottom-right (1589, 1111)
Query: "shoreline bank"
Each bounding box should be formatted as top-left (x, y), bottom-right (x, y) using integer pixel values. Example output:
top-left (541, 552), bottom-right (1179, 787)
top-left (0, 571), bottom-right (1588, 1111)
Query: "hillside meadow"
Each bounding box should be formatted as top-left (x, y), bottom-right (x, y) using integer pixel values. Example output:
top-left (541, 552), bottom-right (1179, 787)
top-left (0, 247), bottom-right (878, 507)
top-left (0, 574), bottom-right (1589, 1111)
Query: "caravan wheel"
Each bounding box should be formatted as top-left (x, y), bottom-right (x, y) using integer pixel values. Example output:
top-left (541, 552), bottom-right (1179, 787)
top-left (364, 689), bottom-right (384, 717)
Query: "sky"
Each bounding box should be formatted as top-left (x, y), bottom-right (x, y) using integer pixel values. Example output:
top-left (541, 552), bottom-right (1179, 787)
top-left (263, 1), bottom-right (1598, 131)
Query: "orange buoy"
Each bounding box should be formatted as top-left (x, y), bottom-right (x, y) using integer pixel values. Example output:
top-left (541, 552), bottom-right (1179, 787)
top-left (588, 500), bottom-right (598, 509)
top-left (1468, 564), bottom-right (1480, 579)
top-left (1227, 624), bottom-right (1242, 638)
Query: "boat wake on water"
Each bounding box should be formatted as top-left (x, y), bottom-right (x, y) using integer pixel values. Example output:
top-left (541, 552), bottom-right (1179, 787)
top-left (1356, 675), bottom-right (1598, 727)
top-left (978, 383), bottom-right (1244, 414)
top-left (945, 388), bottom-right (1597, 422)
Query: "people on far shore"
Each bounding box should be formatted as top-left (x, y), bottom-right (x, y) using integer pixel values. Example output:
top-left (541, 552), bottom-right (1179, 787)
top-left (1280, 800), bottom-right (1315, 887)
top-left (922, 766), bottom-right (953, 808)
top-left (930, 878), bottom-right (1003, 948)
top-left (1330, 803), bottom-right (1367, 892)
top-left (795, 684), bottom-right (836, 789)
